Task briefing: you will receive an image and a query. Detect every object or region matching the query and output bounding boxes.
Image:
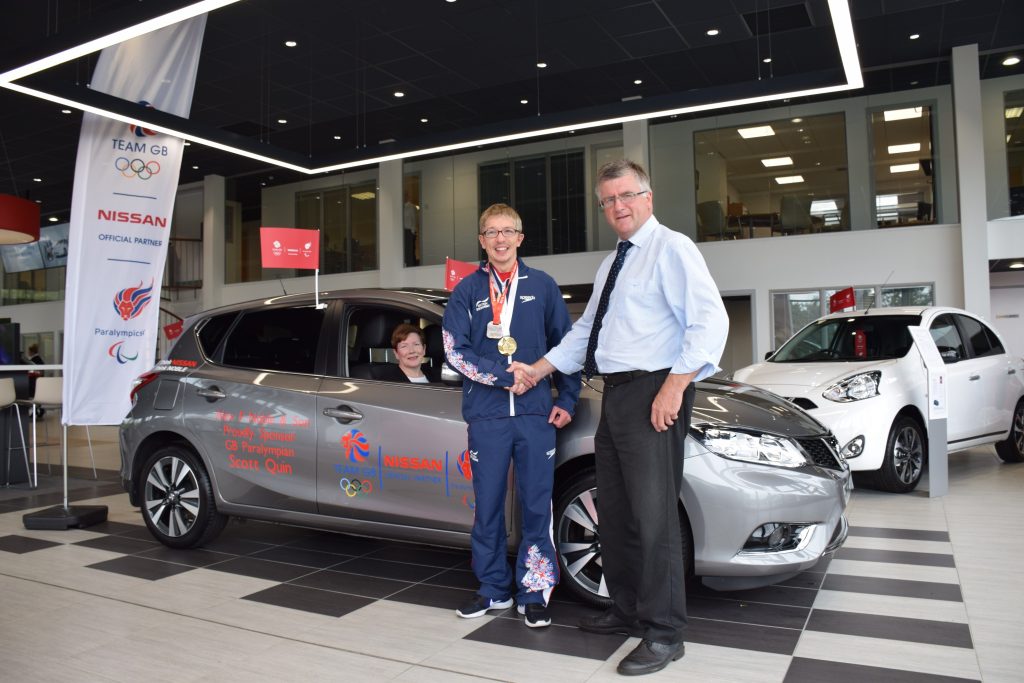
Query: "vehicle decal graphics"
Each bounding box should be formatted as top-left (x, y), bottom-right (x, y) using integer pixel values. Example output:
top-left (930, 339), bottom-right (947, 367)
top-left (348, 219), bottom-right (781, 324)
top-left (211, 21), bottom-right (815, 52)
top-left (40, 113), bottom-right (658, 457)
top-left (339, 478), bottom-right (373, 497)
top-left (342, 429), bottom-right (370, 463)
top-left (216, 409), bottom-right (304, 477)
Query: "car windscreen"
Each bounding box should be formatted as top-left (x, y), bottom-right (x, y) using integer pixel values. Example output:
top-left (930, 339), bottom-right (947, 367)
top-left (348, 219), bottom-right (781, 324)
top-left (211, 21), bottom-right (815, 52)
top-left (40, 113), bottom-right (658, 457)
top-left (771, 314), bottom-right (922, 362)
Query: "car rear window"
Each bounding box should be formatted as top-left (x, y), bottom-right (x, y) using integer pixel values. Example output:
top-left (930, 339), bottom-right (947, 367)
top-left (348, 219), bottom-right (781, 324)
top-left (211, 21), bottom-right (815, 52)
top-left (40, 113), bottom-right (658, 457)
top-left (196, 312), bottom-right (237, 359)
top-left (221, 305), bottom-right (325, 374)
top-left (772, 314), bottom-right (922, 362)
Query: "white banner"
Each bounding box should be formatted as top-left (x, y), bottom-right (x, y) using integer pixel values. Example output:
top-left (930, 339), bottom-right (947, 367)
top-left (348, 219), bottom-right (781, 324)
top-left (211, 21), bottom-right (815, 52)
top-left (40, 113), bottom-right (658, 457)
top-left (63, 17), bottom-right (206, 425)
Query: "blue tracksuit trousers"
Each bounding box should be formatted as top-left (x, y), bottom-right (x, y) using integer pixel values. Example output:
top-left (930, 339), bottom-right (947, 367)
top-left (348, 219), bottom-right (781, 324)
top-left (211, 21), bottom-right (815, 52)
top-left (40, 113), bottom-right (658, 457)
top-left (467, 414), bottom-right (559, 606)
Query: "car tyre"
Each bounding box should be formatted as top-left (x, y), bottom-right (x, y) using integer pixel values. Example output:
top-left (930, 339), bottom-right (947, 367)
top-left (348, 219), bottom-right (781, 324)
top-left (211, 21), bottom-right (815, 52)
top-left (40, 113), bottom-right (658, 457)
top-left (554, 468), bottom-right (692, 607)
top-left (874, 415), bottom-right (926, 493)
top-left (995, 399), bottom-right (1024, 463)
top-left (139, 445), bottom-right (227, 549)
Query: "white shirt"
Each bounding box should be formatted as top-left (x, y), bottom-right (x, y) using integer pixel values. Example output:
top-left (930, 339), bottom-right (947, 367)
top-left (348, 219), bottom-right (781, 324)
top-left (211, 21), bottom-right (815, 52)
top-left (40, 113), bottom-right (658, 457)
top-left (546, 215), bottom-right (728, 379)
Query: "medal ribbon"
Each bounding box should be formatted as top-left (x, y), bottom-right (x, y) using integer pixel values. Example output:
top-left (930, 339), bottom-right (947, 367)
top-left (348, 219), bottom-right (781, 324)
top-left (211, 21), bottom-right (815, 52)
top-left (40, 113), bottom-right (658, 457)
top-left (487, 260), bottom-right (519, 331)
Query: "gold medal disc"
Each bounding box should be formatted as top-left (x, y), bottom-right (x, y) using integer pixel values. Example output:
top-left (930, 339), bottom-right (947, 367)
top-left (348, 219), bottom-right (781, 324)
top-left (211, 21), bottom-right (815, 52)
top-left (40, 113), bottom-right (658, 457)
top-left (497, 336), bottom-right (518, 355)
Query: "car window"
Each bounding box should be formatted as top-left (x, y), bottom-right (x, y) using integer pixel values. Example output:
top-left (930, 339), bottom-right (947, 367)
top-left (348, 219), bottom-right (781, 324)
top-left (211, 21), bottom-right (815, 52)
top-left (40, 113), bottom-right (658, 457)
top-left (772, 314), bottom-right (919, 362)
top-left (341, 306), bottom-right (454, 384)
top-left (196, 312), bottom-right (237, 359)
top-left (929, 314), bottom-right (966, 362)
top-left (221, 305), bottom-right (325, 373)
top-left (956, 314), bottom-right (1003, 358)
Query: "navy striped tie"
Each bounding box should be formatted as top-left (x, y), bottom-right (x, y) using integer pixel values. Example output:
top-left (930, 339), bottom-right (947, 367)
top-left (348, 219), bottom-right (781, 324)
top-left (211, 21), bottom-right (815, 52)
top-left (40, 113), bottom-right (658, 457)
top-left (583, 240), bottom-right (632, 378)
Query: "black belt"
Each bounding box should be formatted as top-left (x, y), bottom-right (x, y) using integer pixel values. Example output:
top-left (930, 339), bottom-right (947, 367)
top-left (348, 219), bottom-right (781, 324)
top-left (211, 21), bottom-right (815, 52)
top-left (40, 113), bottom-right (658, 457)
top-left (600, 368), bottom-right (670, 388)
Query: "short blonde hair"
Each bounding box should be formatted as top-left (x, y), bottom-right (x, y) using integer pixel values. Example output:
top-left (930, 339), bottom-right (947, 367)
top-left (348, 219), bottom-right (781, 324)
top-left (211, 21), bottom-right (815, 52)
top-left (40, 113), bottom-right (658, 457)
top-left (478, 203), bottom-right (522, 234)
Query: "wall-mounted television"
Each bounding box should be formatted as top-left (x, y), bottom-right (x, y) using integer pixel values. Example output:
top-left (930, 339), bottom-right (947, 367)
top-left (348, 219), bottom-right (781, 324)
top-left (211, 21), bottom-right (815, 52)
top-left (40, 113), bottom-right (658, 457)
top-left (0, 222), bottom-right (69, 273)
top-left (0, 242), bottom-right (44, 274)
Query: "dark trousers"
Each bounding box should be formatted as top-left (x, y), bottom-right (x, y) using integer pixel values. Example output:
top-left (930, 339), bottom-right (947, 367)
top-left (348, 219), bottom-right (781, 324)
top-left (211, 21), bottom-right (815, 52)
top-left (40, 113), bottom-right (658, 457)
top-left (467, 415), bottom-right (558, 605)
top-left (595, 372), bottom-right (695, 644)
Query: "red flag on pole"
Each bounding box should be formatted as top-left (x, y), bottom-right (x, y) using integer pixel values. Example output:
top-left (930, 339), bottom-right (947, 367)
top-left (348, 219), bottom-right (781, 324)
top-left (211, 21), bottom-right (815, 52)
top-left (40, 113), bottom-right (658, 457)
top-left (260, 227), bottom-right (320, 269)
top-left (163, 320), bottom-right (184, 341)
top-left (444, 257), bottom-right (478, 291)
top-left (829, 287), bottom-right (856, 312)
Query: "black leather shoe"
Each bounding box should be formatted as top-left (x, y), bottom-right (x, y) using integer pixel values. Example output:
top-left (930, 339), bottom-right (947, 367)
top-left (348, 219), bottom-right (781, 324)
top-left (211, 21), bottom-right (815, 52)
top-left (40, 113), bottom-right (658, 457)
top-left (616, 639), bottom-right (685, 676)
top-left (578, 610), bottom-right (639, 636)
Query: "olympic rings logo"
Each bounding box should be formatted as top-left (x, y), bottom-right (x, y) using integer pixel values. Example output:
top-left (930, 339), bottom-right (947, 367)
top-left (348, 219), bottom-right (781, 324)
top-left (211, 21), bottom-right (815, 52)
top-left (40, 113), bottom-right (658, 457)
top-left (115, 157), bottom-right (161, 180)
top-left (339, 477), bottom-right (373, 497)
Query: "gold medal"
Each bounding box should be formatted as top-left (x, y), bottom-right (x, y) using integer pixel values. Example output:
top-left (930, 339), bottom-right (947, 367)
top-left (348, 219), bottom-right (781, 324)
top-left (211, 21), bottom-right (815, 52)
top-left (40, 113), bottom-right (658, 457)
top-left (497, 336), bottom-right (517, 356)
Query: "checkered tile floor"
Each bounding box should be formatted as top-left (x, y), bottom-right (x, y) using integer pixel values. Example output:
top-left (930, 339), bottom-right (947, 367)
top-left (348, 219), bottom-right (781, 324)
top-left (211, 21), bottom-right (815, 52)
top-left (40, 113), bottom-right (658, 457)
top-left (0, 465), bottom-right (990, 682)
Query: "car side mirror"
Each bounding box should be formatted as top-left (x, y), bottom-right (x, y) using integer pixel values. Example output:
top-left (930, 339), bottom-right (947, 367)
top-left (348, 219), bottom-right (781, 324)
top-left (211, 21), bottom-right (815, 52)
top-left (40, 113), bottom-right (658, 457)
top-left (440, 362), bottom-right (463, 386)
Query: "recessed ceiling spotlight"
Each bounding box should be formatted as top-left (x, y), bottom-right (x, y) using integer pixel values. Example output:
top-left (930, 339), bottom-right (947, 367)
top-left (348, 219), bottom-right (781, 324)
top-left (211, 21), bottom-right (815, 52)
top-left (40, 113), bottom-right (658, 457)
top-left (706, 28), bottom-right (719, 36)
top-left (277, 118), bottom-right (287, 124)
top-left (446, 0), bottom-right (456, 3)
top-left (634, 79), bottom-right (643, 85)
top-left (32, 177), bottom-right (42, 182)
top-left (1004, 56), bottom-right (1021, 66)
top-left (520, 99), bottom-right (528, 104)
top-left (333, 135), bottom-right (341, 140)
top-left (284, 40), bottom-right (297, 47)
top-left (420, 117), bottom-right (429, 123)
top-left (1010, 262), bottom-right (1024, 269)
top-left (60, 108), bottom-right (72, 114)
top-left (909, 33), bottom-right (920, 40)
top-left (394, 91), bottom-right (405, 97)
top-left (537, 62), bottom-right (547, 68)
top-left (762, 57), bottom-right (772, 63)
top-left (791, 117), bottom-right (803, 123)
top-left (34, 199), bottom-right (41, 203)
top-left (910, 80), bottom-right (919, 85)
top-left (192, 165), bottom-right (199, 170)
top-left (48, 216), bottom-right (58, 222)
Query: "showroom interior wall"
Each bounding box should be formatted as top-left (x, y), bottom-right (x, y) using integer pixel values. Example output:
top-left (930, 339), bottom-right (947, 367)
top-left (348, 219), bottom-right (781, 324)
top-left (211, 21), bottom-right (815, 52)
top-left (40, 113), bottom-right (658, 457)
top-left (2, 47), bottom-right (1023, 368)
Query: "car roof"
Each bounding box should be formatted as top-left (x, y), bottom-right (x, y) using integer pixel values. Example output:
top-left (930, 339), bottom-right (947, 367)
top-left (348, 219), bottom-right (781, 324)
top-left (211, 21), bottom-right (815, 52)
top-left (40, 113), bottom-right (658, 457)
top-left (817, 305), bottom-right (982, 322)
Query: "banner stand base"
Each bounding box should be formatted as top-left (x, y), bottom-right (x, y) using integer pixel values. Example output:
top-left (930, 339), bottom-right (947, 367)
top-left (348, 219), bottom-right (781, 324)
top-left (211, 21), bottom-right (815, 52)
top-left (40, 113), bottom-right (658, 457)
top-left (23, 505), bottom-right (108, 530)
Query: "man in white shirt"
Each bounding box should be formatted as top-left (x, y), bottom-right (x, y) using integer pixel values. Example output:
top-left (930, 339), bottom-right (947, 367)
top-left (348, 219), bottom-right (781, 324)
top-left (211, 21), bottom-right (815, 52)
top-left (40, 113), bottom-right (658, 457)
top-left (511, 159), bottom-right (728, 676)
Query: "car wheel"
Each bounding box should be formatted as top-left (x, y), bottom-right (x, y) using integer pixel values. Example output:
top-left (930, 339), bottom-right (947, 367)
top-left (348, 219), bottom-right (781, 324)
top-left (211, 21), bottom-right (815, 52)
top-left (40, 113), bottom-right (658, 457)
top-left (995, 399), bottom-right (1024, 463)
top-left (554, 469), bottom-right (692, 607)
top-left (138, 445), bottom-right (227, 549)
top-left (875, 416), bottom-right (926, 493)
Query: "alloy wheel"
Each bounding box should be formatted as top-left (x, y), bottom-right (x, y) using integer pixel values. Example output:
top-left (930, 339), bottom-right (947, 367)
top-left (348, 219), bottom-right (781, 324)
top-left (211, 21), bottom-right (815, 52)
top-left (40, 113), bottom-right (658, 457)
top-left (892, 424), bottom-right (924, 485)
top-left (144, 455), bottom-right (201, 538)
top-left (556, 486), bottom-right (608, 599)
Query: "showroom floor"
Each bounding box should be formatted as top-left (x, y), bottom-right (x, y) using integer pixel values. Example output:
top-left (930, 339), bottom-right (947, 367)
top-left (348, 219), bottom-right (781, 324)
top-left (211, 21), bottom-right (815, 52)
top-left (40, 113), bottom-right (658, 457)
top-left (0, 423), bottom-right (1021, 682)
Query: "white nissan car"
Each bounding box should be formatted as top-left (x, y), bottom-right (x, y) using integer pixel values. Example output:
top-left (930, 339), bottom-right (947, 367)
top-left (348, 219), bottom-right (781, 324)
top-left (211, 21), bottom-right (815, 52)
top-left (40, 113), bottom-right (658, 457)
top-left (733, 307), bottom-right (1024, 492)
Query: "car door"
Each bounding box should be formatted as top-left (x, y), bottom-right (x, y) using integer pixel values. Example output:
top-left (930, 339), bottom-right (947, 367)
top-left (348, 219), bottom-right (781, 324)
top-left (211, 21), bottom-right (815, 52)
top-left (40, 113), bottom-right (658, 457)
top-left (954, 314), bottom-right (1014, 437)
top-left (315, 303), bottom-right (481, 533)
top-left (928, 313), bottom-right (977, 443)
top-left (182, 304), bottom-right (324, 512)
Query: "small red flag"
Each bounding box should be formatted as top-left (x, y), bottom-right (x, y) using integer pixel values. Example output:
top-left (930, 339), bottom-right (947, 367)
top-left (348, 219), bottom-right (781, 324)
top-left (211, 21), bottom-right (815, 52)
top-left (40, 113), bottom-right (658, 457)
top-left (444, 257), bottom-right (478, 291)
top-left (829, 287), bottom-right (855, 313)
top-left (260, 227), bottom-right (320, 269)
top-left (163, 320), bottom-right (184, 341)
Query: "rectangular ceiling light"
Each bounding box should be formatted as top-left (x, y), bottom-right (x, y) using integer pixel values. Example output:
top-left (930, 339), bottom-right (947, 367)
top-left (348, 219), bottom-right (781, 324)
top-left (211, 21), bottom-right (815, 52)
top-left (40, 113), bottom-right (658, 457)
top-left (738, 125), bottom-right (776, 139)
top-left (890, 163), bottom-right (920, 174)
top-left (761, 156), bottom-right (793, 167)
top-left (1006, 107), bottom-right (1024, 119)
top-left (775, 175), bottom-right (804, 184)
top-left (883, 107), bottom-right (923, 121)
top-left (887, 142), bottom-right (921, 154)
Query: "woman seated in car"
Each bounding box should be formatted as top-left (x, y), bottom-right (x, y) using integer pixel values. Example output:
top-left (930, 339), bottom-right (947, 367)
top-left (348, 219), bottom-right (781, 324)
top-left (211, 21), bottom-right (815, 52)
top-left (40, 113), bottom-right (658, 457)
top-left (379, 323), bottom-right (440, 383)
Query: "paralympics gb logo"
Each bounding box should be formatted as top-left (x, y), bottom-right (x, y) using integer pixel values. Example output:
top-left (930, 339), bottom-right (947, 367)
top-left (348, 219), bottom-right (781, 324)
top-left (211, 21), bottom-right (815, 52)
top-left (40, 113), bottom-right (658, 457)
top-left (113, 280), bottom-right (154, 321)
top-left (342, 429), bottom-right (370, 463)
top-left (107, 341), bottom-right (139, 364)
top-left (129, 101), bottom-right (158, 137)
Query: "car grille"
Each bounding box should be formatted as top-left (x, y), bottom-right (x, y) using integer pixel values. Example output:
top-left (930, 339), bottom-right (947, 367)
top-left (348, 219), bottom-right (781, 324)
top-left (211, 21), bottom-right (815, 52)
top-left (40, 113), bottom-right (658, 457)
top-left (797, 435), bottom-right (843, 470)
top-left (786, 397), bottom-right (818, 410)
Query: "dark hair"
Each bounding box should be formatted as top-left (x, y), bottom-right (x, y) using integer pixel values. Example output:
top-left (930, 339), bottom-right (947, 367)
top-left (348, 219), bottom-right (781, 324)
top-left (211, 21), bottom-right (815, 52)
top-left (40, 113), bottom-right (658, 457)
top-left (391, 323), bottom-right (425, 349)
top-left (595, 159), bottom-right (652, 197)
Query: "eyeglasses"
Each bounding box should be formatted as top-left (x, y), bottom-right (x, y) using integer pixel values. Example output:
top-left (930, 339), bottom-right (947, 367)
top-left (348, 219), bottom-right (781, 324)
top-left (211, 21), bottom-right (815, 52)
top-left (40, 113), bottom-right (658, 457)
top-left (598, 190), bottom-right (649, 209)
top-left (480, 228), bottom-right (522, 239)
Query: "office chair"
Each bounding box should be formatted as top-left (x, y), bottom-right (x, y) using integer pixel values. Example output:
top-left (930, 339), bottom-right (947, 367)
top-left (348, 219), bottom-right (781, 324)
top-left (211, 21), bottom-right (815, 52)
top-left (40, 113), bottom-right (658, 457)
top-left (697, 201), bottom-right (737, 241)
top-left (778, 195), bottom-right (814, 235)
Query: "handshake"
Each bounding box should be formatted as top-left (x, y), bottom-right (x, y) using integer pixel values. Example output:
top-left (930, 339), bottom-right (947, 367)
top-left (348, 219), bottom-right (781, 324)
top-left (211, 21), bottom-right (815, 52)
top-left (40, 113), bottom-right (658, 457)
top-left (506, 360), bottom-right (541, 396)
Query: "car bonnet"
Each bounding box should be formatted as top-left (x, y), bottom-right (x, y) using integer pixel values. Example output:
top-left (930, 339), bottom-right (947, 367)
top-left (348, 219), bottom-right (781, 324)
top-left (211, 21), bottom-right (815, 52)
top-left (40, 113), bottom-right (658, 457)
top-left (694, 378), bottom-right (830, 437)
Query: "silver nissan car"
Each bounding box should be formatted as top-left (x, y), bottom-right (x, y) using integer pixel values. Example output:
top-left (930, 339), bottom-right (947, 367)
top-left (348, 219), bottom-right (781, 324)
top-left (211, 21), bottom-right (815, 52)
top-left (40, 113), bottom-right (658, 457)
top-left (120, 288), bottom-right (850, 604)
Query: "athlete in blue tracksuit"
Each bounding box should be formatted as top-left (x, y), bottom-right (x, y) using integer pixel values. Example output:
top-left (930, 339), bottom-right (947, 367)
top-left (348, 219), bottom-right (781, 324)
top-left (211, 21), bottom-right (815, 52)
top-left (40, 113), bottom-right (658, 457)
top-left (443, 203), bottom-right (580, 627)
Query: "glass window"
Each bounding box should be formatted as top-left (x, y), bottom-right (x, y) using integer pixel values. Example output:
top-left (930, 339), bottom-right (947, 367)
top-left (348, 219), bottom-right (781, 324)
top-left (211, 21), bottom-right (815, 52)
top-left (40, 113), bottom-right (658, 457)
top-left (772, 291), bottom-right (821, 348)
top-left (693, 112), bottom-right (849, 243)
top-left (196, 312), bottom-right (237, 359)
top-left (956, 315), bottom-right (1002, 358)
top-left (479, 150), bottom-right (586, 257)
top-left (1006, 89), bottom-right (1024, 216)
top-left (772, 314), bottom-right (919, 362)
top-left (929, 314), bottom-right (966, 362)
top-left (881, 285), bottom-right (933, 306)
top-left (403, 174), bottom-right (422, 267)
top-left (870, 105), bottom-right (937, 227)
top-left (297, 182), bottom-right (378, 275)
top-left (221, 306), bottom-right (325, 374)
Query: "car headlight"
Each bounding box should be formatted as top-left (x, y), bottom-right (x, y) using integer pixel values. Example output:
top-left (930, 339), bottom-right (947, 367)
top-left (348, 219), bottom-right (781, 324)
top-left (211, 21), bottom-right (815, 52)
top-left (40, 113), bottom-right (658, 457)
top-left (695, 427), bottom-right (808, 468)
top-left (822, 371), bottom-right (881, 403)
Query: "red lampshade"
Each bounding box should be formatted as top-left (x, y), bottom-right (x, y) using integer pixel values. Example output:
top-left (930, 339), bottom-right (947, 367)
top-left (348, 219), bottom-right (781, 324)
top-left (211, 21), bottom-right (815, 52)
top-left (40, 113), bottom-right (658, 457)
top-left (0, 194), bottom-right (41, 244)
